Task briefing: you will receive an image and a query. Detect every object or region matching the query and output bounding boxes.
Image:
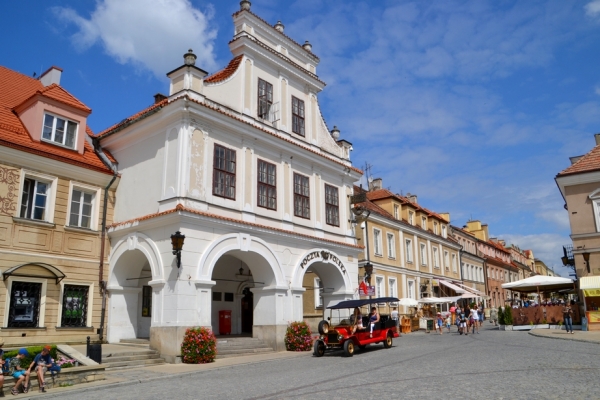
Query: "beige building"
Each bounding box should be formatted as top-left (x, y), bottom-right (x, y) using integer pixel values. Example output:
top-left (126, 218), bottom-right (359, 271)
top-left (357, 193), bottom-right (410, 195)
top-left (349, 179), bottom-right (462, 316)
top-left (450, 225), bottom-right (487, 303)
top-left (0, 65), bottom-right (117, 345)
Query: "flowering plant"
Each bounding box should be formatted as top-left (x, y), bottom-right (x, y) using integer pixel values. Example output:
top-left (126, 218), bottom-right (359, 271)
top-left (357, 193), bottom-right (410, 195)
top-left (284, 321), bottom-right (313, 351)
top-left (181, 327), bottom-right (217, 364)
top-left (55, 355), bottom-right (77, 368)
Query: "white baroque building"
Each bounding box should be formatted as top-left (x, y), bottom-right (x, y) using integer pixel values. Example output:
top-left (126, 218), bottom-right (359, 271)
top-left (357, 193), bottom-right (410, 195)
top-left (97, 1), bottom-right (362, 362)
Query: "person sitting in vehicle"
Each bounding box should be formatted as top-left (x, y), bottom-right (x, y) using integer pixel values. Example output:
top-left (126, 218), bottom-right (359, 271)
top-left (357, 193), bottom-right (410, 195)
top-left (351, 307), bottom-right (364, 334)
top-left (369, 307), bottom-right (380, 337)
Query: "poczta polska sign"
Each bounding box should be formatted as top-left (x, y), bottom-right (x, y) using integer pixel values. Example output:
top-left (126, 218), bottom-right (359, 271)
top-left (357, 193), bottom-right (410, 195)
top-left (300, 250), bottom-right (347, 274)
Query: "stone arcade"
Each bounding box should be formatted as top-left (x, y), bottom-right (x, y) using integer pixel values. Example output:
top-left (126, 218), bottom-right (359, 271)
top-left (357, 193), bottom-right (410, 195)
top-left (98, 2), bottom-right (362, 362)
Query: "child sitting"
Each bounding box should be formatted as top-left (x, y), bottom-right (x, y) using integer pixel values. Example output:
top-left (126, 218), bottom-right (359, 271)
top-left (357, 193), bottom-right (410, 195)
top-left (9, 348), bottom-right (30, 395)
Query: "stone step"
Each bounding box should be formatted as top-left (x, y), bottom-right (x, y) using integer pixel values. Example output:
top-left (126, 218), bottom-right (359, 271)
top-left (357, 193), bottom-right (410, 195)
top-left (215, 337), bottom-right (274, 359)
top-left (102, 353), bottom-right (161, 363)
top-left (217, 347), bottom-right (274, 356)
top-left (103, 349), bottom-right (159, 358)
top-left (103, 357), bottom-right (165, 370)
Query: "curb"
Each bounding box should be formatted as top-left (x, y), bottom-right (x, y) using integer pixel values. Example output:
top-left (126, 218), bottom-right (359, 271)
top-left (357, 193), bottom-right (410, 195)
top-left (528, 331), bottom-right (600, 345)
top-left (20, 351), bottom-right (308, 399)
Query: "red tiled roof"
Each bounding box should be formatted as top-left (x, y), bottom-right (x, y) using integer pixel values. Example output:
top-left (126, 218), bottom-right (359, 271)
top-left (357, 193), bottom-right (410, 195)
top-left (557, 143), bottom-right (600, 177)
top-left (96, 99), bottom-right (168, 138)
top-left (205, 55), bottom-right (243, 84)
top-left (0, 65), bottom-right (113, 175)
top-left (109, 204), bottom-right (363, 250)
top-left (365, 188), bottom-right (448, 223)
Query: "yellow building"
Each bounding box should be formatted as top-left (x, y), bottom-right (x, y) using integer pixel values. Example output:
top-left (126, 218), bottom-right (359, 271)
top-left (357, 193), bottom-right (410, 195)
top-left (0, 65), bottom-right (117, 345)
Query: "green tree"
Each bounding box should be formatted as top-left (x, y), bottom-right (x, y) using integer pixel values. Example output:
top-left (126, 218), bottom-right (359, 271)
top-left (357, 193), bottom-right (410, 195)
top-left (504, 306), bottom-right (513, 325)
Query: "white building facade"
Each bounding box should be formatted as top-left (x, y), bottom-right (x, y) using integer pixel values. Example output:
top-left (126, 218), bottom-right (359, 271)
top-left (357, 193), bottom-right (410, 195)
top-left (98, 2), bottom-right (362, 362)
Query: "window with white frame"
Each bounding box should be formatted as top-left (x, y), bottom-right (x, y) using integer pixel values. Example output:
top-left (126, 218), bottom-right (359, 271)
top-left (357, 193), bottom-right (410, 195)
top-left (433, 247), bottom-right (439, 268)
top-left (7, 280), bottom-right (44, 328)
top-left (388, 278), bottom-right (397, 299)
top-left (590, 189), bottom-right (600, 232)
top-left (314, 278), bottom-right (322, 308)
top-left (408, 211), bottom-right (414, 225)
top-left (393, 204), bottom-right (399, 219)
top-left (421, 216), bottom-right (427, 230)
top-left (444, 250), bottom-right (450, 270)
top-left (405, 239), bottom-right (413, 263)
top-left (19, 172), bottom-right (56, 222)
top-left (42, 113), bottom-right (78, 149)
top-left (324, 184), bottom-right (339, 226)
top-left (452, 254), bottom-right (457, 272)
top-left (420, 243), bottom-right (427, 266)
top-left (376, 276), bottom-right (384, 298)
top-left (61, 284), bottom-right (90, 327)
top-left (407, 280), bottom-right (415, 299)
top-left (68, 185), bottom-right (98, 229)
top-left (433, 222), bottom-right (438, 235)
top-left (441, 225), bottom-right (447, 238)
top-left (387, 233), bottom-right (395, 258)
top-left (373, 229), bottom-right (382, 256)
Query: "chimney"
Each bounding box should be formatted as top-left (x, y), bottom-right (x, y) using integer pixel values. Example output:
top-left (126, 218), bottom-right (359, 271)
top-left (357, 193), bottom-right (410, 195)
top-left (369, 178), bottom-right (382, 191)
top-left (438, 213), bottom-right (450, 223)
top-left (595, 133), bottom-right (600, 146)
top-left (274, 21), bottom-right (284, 33)
top-left (482, 224), bottom-right (489, 241)
top-left (39, 66), bottom-right (63, 86)
top-left (406, 193), bottom-right (417, 204)
top-left (569, 155), bottom-right (583, 165)
top-left (154, 93), bottom-right (167, 104)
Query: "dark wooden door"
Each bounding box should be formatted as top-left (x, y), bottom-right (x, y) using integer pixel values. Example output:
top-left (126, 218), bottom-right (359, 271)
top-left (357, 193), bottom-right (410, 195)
top-left (241, 289), bottom-right (253, 333)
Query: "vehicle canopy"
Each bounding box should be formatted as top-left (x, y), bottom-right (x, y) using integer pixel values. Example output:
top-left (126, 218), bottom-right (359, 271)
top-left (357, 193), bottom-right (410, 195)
top-left (328, 297), bottom-right (400, 310)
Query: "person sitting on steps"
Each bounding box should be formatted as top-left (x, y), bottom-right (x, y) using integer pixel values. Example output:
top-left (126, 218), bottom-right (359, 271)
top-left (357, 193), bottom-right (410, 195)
top-left (9, 348), bottom-right (30, 395)
top-left (28, 345), bottom-right (53, 393)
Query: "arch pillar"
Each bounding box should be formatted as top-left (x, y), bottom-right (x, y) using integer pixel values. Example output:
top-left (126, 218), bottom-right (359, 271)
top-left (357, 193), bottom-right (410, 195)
top-left (251, 285), bottom-right (289, 351)
top-left (106, 286), bottom-right (142, 343)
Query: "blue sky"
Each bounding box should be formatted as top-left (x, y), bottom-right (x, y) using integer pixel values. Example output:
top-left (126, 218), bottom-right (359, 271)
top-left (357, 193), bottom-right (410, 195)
top-left (3, 0), bottom-right (600, 277)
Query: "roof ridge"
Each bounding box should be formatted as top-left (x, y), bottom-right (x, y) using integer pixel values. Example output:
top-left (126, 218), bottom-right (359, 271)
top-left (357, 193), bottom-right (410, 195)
top-left (557, 142), bottom-right (600, 176)
top-left (205, 55), bottom-right (244, 84)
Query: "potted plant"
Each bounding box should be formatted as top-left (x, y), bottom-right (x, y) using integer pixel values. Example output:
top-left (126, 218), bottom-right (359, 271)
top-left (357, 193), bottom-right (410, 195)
top-left (503, 305), bottom-right (514, 331)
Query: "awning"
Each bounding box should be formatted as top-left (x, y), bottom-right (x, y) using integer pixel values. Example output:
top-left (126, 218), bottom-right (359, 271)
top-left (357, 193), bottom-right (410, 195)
top-left (456, 283), bottom-right (486, 297)
top-left (580, 276), bottom-right (600, 297)
top-left (2, 263), bottom-right (65, 284)
top-left (439, 280), bottom-right (465, 293)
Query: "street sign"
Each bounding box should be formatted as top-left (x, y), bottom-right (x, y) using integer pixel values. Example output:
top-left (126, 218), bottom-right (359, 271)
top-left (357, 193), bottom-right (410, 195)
top-left (359, 285), bottom-right (375, 296)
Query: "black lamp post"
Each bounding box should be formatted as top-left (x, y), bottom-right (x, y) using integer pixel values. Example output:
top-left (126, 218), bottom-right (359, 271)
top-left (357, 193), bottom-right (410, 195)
top-left (583, 251), bottom-right (590, 274)
top-left (171, 231), bottom-right (185, 268)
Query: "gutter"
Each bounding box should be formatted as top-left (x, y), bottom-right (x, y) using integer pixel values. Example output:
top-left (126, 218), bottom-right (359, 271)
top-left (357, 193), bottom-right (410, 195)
top-left (92, 137), bottom-right (118, 342)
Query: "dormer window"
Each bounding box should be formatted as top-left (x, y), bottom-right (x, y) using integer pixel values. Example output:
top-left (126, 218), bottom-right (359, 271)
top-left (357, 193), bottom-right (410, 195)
top-left (421, 216), bottom-right (427, 230)
top-left (258, 79), bottom-right (273, 119)
top-left (42, 113), bottom-right (77, 149)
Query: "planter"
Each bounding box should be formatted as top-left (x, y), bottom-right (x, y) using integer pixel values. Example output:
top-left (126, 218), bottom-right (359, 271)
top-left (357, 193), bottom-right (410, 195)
top-left (499, 325), bottom-right (513, 331)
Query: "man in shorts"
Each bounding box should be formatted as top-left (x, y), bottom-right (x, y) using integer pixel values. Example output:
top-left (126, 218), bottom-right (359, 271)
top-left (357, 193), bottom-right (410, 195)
top-left (9, 348), bottom-right (30, 395)
top-left (28, 345), bottom-right (52, 393)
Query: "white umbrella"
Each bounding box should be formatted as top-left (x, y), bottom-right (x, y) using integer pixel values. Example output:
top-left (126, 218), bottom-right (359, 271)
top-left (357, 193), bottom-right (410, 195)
top-left (418, 296), bottom-right (453, 304)
top-left (501, 276), bottom-right (574, 292)
top-left (398, 298), bottom-right (418, 307)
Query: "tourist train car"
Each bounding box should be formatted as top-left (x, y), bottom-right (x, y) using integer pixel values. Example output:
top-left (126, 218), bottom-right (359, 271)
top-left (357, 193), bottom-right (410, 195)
top-left (313, 297), bottom-right (400, 357)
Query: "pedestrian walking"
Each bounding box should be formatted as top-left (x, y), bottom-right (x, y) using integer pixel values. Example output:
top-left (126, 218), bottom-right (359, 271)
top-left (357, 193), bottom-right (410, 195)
top-left (450, 303), bottom-right (457, 325)
top-left (436, 312), bottom-right (444, 335)
top-left (563, 301), bottom-right (574, 334)
top-left (471, 308), bottom-right (480, 334)
top-left (490, 307), bottom-right (498, 326)
top-left (478, 302), bottom-right (484, 327)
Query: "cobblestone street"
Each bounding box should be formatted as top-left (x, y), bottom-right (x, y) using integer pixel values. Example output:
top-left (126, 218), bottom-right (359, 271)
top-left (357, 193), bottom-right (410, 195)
top-left (54, 324), bottom-right (600, 400)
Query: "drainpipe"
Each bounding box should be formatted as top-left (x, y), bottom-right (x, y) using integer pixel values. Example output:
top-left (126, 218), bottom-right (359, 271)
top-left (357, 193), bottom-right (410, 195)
top-left (92, 137), bottom-right (118, 342)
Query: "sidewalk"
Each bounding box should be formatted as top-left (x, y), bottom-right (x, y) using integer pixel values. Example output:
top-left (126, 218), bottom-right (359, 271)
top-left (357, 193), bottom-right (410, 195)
top-left (14, 346), bottom-right (309, 399)
top-left (528, 328), bottom-right (600, 344)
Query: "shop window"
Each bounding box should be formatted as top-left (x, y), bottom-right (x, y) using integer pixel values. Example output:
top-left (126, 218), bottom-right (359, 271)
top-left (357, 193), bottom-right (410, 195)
top-left (142, 286), bottom-right (152, 317)
top-left (293, 173), bottom-right (310, 219)
top-left (257, 159), bottom-right (277, 210)
top-left (213, 144), bottom-right (236, 199)
top-left (325, 184), bottom-right (339, 226)
top-left (291, 96), bottom-right (305, 136)
top-left (61, 284), bottom-right (89, 327)
top-left (8, 281), bottom-right (42, 328)
top-left (258, 78), bottom-right (273, 119)
top-left (42, 113), bottom-right (77, 149)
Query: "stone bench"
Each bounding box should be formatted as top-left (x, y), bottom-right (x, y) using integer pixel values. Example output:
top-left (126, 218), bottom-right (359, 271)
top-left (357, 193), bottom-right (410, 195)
top-left (1, 365), bottom-right (105, 393)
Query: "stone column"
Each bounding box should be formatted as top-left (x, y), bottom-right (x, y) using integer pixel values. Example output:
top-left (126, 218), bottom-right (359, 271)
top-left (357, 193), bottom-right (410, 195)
top-left (106, 287), bottom-right (142, 343)
top-left (251, 286), bottom-right (288, 351)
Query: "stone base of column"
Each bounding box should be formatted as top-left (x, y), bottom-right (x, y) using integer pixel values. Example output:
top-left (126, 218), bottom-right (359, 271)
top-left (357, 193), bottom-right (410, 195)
top-left (150, 326), bottom-right (208, 364)
top-left (253, 324), bottom-right (287, 351)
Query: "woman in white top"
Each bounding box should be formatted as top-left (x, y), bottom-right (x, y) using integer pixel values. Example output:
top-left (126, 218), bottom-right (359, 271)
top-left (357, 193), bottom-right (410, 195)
top-left (471, 308), bottom-right (480, 334)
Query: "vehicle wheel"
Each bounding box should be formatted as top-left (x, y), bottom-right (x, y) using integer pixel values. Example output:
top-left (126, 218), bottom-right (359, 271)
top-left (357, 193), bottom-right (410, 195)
top-left (318, 320), bottom-right (330, 335)
top-left (313, 339), bottom-right (325, 357)
top-left (384, 332), bottom-right (393, 348)
top-left (343, 340), bottom-right (355, 357)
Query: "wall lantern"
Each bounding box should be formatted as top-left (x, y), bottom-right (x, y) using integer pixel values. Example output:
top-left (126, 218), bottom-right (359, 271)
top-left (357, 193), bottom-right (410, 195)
top-left (560, 256), bottom-right (569, 266)
top-left (583, 252), bottom-right (591, 274)
top-left (170, 231), bottom-right (186, 269)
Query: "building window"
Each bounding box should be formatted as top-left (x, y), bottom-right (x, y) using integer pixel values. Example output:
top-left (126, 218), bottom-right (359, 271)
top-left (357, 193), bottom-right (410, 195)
top-left (393, 204), bottom-right (399, 219)
top-left (387, 233), bottom-right (395, 258)
top-left (61, 284), bottom-right (89, 327)
top-left (433, 247), bottom-right (439, 268)
top-left (42, 113), bottom-right (77, 149)
top-left (388, 278), bottom-right (397, 299)
top-left (441, 225), bottom-right (447, 238)
top-left (452, 254), bottom-right (457, 272)
top-left (373, 229), bottom-right (382, 256)
top-left (325, 184), bottom-right (339, 226)
top-left (258, 79), bottom-right (273, 119)
top-left (257, 160), bottom-right (276, 210)
top-left (293, 173), bottom-right (310, 219)
top-left (8, 281), bottom-right (42, 328)
top-left (314, 278), bottom-right (323, 308)
top-left (213, 144), bottom-right (236, 199)
top-left (420, 243), bottom-right (427, 266)
top-left (408, 211), bottom-right (414, 225)
top-left (142, 286), bottom-right (152, 317)
top-left (405, 239), bottom-right (413, 263)
top-left (444, 250), bottom-right (450, 270)
top-left (291, 96), bottom-right (305, 136)
top-left (20, 178), bottom-right (49, 221)
top-left (407, 280), bottom-right (415, 299)
top-left (69, 189), bottom-right (94, 228)
top-left (421, 216), bottom-right (427, 230)
top-left (376, 276), bottom-right (384, 297)
top-left (433, 222), bottom-right (438, 235)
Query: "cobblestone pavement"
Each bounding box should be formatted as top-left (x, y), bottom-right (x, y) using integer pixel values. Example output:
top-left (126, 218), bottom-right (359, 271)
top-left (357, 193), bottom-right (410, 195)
top-left (52, 324), bottom-right (600, 400)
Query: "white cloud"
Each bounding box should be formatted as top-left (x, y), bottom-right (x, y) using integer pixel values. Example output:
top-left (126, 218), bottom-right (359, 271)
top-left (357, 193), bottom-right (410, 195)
top-left (499, 233), bottom-right (572, 277)
top-left (585, 0), bottom-right (600, 18)
top-left (53, 0), bottom-right (218, 78)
